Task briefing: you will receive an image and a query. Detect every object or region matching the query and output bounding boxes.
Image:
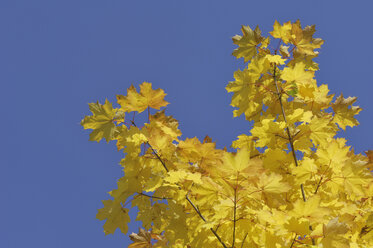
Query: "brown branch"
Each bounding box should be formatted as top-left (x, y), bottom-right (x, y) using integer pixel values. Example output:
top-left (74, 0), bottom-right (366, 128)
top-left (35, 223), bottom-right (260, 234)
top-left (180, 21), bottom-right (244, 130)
top-left (272, 64), bottom-right (307, 202)
top-left (314, 176), bottom-right (323, 195)
top-left (272, 63), bottom-right (315, 245)
top-left (241, 233), bottom-right (248, 248)
top-left (186, 194), bottom-right (228, 248)
top-left (130, 120), bottom-right (169, 172)
top-left (232, 176), bottom-right (238, 248)
top-left (138, 192), bottom-right (171, 200)
top-left (289, 233), bottom-right (297, 248)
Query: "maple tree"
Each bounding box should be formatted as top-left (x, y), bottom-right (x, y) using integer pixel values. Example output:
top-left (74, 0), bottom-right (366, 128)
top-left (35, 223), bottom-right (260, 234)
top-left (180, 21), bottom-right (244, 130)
top-left (81, 20), bottom-right (373, 247)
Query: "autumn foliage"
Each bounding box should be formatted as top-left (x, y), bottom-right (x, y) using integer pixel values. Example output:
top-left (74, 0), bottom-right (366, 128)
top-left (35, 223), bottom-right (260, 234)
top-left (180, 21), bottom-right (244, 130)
top-left (81, 20), bottom-right (373, 247)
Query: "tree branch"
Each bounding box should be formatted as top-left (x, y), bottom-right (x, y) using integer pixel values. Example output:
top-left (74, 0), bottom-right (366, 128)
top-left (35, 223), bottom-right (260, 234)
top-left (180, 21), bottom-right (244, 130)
top-left (138, 192), bottom-right (171, 200)
top-left (289, 234), bottom-right (297, 248)
top-left (240, 233), bottom-right (248, 248)
top-left (272, 63), bottom-right (315, 245)
top-left (186, 194), bottom-right (228, 248)
top-left (232, 186), bottom-right (237, 248)
top-left (272, 64), bottom-right (307, 202)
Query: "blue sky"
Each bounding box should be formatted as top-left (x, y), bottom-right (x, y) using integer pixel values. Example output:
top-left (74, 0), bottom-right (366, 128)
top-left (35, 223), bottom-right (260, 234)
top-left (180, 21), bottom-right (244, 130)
top-left (1, 1), bottom-right (372, 247)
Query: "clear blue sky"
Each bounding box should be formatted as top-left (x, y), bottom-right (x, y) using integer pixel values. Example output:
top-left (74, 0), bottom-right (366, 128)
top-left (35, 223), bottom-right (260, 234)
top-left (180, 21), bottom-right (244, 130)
top-left (1, 1), bottom-right (372, 247)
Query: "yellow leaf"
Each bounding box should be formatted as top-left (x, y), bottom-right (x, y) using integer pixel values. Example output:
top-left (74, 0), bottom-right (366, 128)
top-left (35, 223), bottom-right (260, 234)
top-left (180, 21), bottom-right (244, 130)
top-left (226, 68), bottom-right (262, 120)
top-left (117, 82), bottom-right (169, 113)
top-left (342, 161), bottom-right (371, 198)
top-left (165, 170), bottom-right (202, 185)
top-left (284, 217), bottom-right (310, 236)
top-left (149, 110), bottom-right (181, 141)
top-left (290, 195), bottom-right (330, 223)
top-left (81, 99), bottom-right (123, 142)
top-left (96, 200), bottom-right (130, 235)
top-left (116, 126), bottom-right (148, 157)
top-left (129, 228), bottom-right (166, 248)
top-left (308, 116), bottom-right (336, 147)
top-left (332, 94), bottom-right (362, 130)
top-left (265, 54), bottom-right (286, 65)
top-left (177, 137), bottom-right (224, 169)
top-left (322, 217), bottom-right (350, 248)
top-left (270, 20), bottom-right (292, 43)
top-left (232, 25), bottom-right (266, 62)
top-left (281, 62), bottom-right (314, 84)
top-left (292, 157), bottom-right (318, 184)
top-left (248, 56), bottom-right (271, 81)
top-left (222, 147), bottom-right (251, 173)
top-left (316, 139), bottom-right (349, 173)
top-left (360, 213), bottom-right (373, 241)
top-left (258, 173), bottom-right (290, 194)
top-left (250, 119), bottom-right (287, 148)
top-left (129, 228), bottom-right (152, 248)
top-left (289, 20), bottom-right (324, 56)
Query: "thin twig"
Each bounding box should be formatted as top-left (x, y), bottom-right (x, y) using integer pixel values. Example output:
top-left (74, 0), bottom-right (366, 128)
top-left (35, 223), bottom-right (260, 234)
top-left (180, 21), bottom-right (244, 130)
top-left (289, 234), bottom-right (297, 248)
top-left (130, 120), bottom-right (169, 172)
top-left (272, 64), bottom-right (307, 202)
top-left (241, 233), bottom-right (248, 248)
top-left (272, 63), bottom-right (315, 245)
top-left (138, 192), bottom-right (171, 200)
top-left (186, 194), bottom-right (228, 248)
top-left (232, 178), bottom-right (238, 248)
top-left (314, 176), bottom-right (323, 195)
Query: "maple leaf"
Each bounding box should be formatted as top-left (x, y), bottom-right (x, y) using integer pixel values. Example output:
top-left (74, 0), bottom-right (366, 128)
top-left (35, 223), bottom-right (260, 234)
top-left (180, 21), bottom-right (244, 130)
top-left (332, 94), bottom-right (362, 130)
top-left (284, 217), bottom-right (310, 236)
top-left (250, 118), bottom-right (287, 148)
top-left (248, 56), bottom-right (271, 81)
top-left (177, 137), bottom-right (224, 169)
top-left (365, 150), bottom-right (373, 170)
top-left (81, 99), bottom-right (124, 142)
top-left (360, 213), bottom-right (373, 241)
top-left (96, 200), bottom-right (130, 235)
top-left (222, 147), bottom-right (251, 173)
top-left (117, 82), bottom-right (169, 113)
top-left (144, 110), bottom-right (181, 158)
top-left (232, 25), bottom-right (266, 62)
top-left (226, 68), bottom-right (263, 120)
top-left (281, 62), bottom-right (314, 84)
top-left (290, 195), bottom-right (330, 224)
top-left (149, 110), bottom-right (181, 141)
top-left (290, 20), bottom-right (324, 56)
top-left (165, 170), bottom-right (202, 185)
top-left (265, 54), bottom-right (286, 65)
top-left (292, 157), bottom-right (318, 184)
top-left (308, 115), bottom-right (337, 147)
top-left (116, 126), bottom-right (148, 157)
top-left (270, 20), bottom-right (292, 43)
top-left (257, 173), bottom-right (290, 194)
top-left (322, 217), bottom-right (350, 248)
top-left (129, 228), bottom-right (165, 248)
